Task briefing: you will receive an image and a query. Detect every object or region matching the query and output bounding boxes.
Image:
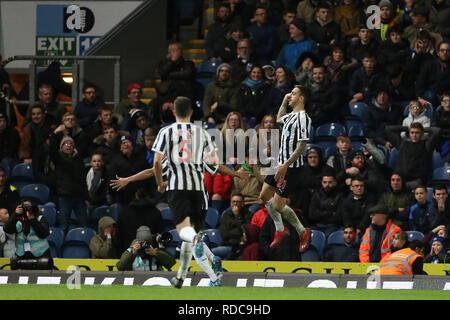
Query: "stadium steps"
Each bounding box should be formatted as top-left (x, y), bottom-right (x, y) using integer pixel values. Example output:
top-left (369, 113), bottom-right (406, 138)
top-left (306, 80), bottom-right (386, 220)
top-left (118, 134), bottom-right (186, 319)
top-left (139, 3), bottom-right (211, 105)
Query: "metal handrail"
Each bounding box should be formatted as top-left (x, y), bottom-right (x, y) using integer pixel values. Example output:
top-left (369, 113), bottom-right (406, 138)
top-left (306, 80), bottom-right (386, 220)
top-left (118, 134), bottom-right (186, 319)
top-left (2, 55), bottom-right (121, 111)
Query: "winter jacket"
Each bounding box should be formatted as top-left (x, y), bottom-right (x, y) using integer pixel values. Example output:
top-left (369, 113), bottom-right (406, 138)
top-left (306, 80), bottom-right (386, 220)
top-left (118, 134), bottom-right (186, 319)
top-left (401, 110), bottom-right (431, 138)
top-left (323, 241), bottom-right (360, 262)
top-left (415, 58), bottom-right (450, 98)
top-left (219, 207), bottom-right (252, 249)
top-left (264, 82), bottom-right (294, 116)
top-left (376, 40), bottom-right (411, 66)
top-left (157, 56), bottom-right (196, 99)
top-left (236, 80), bottom-right (272, 122)
top-left (275, 36), bottom-right (319, 73)
top-left (74, 96), bottom-right (106, 129)
top-left (106, 146), bottom-right (150, 204)
top-left (308, 187), bottom-right (344, 227)
top-left (339, 192), bottom-right (377, 232)
top-left (409, 201), bottom-right (441, 234)
top-left (431, 107), bottom-right (450, 150)
top-left (49, 134), bottom-right (88, 199)
top-left (116, 199), bottom-right (164, 253)
top-left (428, 0), bottom-right (450, 38)
top-left (89, 216), bottom-right (120, 259)
top-left (202, 78), bottom-right (238, 123)
top-left (378, 186), bottom-right (412, 231)
top-left (204, 172), bottom-right (233, 200)
top-left (361, 100), bottom-right (403, 145)
top-left (307, 19), bottom-right (342, 60)
top-left (240, 224), bottom-right (261, 261)
top-left (385, 125), bottom-right (441, 185)
top-left (334, 4), bottom-right (361, 37)
top-left (246, 22), bottom-right (277, 61)
top-left (349, 67), bottom-right (385, 103)
top-left (231, 165), bottom-right (264, 205)
top-left (296, 0), bottom-right (318, 24)
top-left (19, 118), bottom-right (56, 160)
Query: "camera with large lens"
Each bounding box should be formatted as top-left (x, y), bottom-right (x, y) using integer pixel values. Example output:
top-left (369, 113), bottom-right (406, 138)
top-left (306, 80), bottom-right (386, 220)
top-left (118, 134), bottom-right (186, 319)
top-left (155, 232), bottom-right (173, 246)
top-left (137, 232), bottom-right (173, 258)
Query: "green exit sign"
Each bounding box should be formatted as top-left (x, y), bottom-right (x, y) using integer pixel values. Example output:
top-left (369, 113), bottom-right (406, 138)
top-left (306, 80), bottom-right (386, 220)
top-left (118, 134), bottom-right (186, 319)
top-left (35, 36), bottom-right (77, 67)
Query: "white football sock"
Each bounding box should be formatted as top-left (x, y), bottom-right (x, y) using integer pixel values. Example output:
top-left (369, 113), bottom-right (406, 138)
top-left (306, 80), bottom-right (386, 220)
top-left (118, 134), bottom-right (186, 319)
top-left (265, 198), bottom-right (285, 232)
top-left (177, 241), bottom-right (194, 280)
top-left (193, 250), bottom-right (218, 282)
top-left (281, 205), bottom-right (305, 235)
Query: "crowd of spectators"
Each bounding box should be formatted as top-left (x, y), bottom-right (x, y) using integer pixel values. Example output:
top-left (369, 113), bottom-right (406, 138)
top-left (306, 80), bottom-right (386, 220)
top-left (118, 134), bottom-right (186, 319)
top-left (0, 0), bottom-right (450, 265)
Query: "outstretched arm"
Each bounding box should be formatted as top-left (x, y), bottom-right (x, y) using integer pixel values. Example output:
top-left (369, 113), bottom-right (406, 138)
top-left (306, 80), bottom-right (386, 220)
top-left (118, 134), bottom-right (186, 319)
top-left (110, 168), bottom-right (155, 191)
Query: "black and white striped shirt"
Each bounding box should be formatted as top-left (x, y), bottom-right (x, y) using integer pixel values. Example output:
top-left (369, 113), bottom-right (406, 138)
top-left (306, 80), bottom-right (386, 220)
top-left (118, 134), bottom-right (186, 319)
top-left (161, 157), bottom-right (218, 210)
top-left (278, 110), bottom-right (311, 168)
top-left (153, 122), bottom-right (217, 192)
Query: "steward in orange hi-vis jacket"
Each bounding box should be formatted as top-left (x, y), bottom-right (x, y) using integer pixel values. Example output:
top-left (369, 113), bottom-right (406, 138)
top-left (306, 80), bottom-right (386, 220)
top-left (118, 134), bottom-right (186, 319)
top-left (359, 204), bottom-right (402, 263)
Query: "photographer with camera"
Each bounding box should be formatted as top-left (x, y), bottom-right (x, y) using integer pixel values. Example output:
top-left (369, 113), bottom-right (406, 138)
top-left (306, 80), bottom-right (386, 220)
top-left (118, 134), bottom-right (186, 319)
top-left (116, 226), bottom-right (175, 271)
top-left (4, 198), bottom-right (53, 269)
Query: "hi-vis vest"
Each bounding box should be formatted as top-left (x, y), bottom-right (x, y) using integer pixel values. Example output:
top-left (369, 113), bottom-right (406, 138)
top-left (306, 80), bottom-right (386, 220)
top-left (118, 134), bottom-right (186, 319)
top-left (127, 248), bottom-right (161, 271)
top-left (15, 216), bottom-right (50, 257)
top-left (359, 220), bottom-right (402, 263)
top-left (377, 248), bottom-right (422, 275)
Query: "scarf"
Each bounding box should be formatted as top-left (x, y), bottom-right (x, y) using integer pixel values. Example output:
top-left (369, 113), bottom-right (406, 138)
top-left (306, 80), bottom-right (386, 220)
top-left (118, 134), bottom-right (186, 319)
top-left (245, 77), bottom-right (265, 92)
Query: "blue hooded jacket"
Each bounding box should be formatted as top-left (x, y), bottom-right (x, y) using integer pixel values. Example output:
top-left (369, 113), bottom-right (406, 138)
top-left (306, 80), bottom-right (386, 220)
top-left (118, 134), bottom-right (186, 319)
top-left (275, 36), bottom-right (318, 73)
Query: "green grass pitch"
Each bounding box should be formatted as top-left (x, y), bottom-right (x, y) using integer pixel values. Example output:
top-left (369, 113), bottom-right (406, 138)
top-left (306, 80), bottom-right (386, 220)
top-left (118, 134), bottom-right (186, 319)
top-left (2, 284), bottom-right (450, 300)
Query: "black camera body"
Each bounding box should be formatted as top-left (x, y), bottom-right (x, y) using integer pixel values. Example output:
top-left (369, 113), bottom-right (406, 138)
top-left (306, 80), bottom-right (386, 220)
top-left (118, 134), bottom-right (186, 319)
top-left (137, 232), bottom-right (173, 258)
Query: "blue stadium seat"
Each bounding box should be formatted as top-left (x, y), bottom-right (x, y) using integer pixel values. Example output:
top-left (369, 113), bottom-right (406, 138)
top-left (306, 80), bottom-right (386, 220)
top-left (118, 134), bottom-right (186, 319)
top-left (9, 163), bottom-right (34, 191)
top-left (406, 231), bottom-right (424, 242)
top-left (212, 245), bottom-right (233, 259)
top-left (10, 162), bottom-right (34, 181)
top-left (89, 205), bottom-right (112, 230)
top-left (301, 229), bottom-right (326, 261)
top-left (323, 145), bottom-right (338, 160)
top-left (166, 229), bottom-right (181, 257)
top-left (348, 102), bottom-right (368, 119)
top-left (108, 205), bottom-right (119, 222)
top-left (161, 207), bottom-right (176, 231)
top-left (20, 183), bottom-right (50, 204)
top-left (205, 207), bottom-right (220, 229)
top-left (64, 227), bottom-right (96, 246)
top-left (203, 229), bottom-right (223, 248)
top-left (62, 245), bottom-right (91, 258)
top-left (47, 227), bottom-right (64, 258)
top-left (347, 122), bottom-right (364, 141)
top-left (431, 166), bottom-right (450, 185)
top-left (62, 227), bottom-right (97, 258)
top-left (39, 203), bottom-right (57, 227)
top-left (432, 150), bottom-right (446, 170)
top-left (327, 230), bottom-right (345, 246)
top-left (197, 59), bottom-right (220, 75)
top-left (314, 123), bottom-right (346, 141)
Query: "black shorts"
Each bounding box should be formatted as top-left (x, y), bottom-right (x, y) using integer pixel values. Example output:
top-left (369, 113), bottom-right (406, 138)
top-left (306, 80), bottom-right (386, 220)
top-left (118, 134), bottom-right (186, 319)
top-left (167, 190), bottom-right (205, 226)
top-left (264, 167), bottom-right (303, 198)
